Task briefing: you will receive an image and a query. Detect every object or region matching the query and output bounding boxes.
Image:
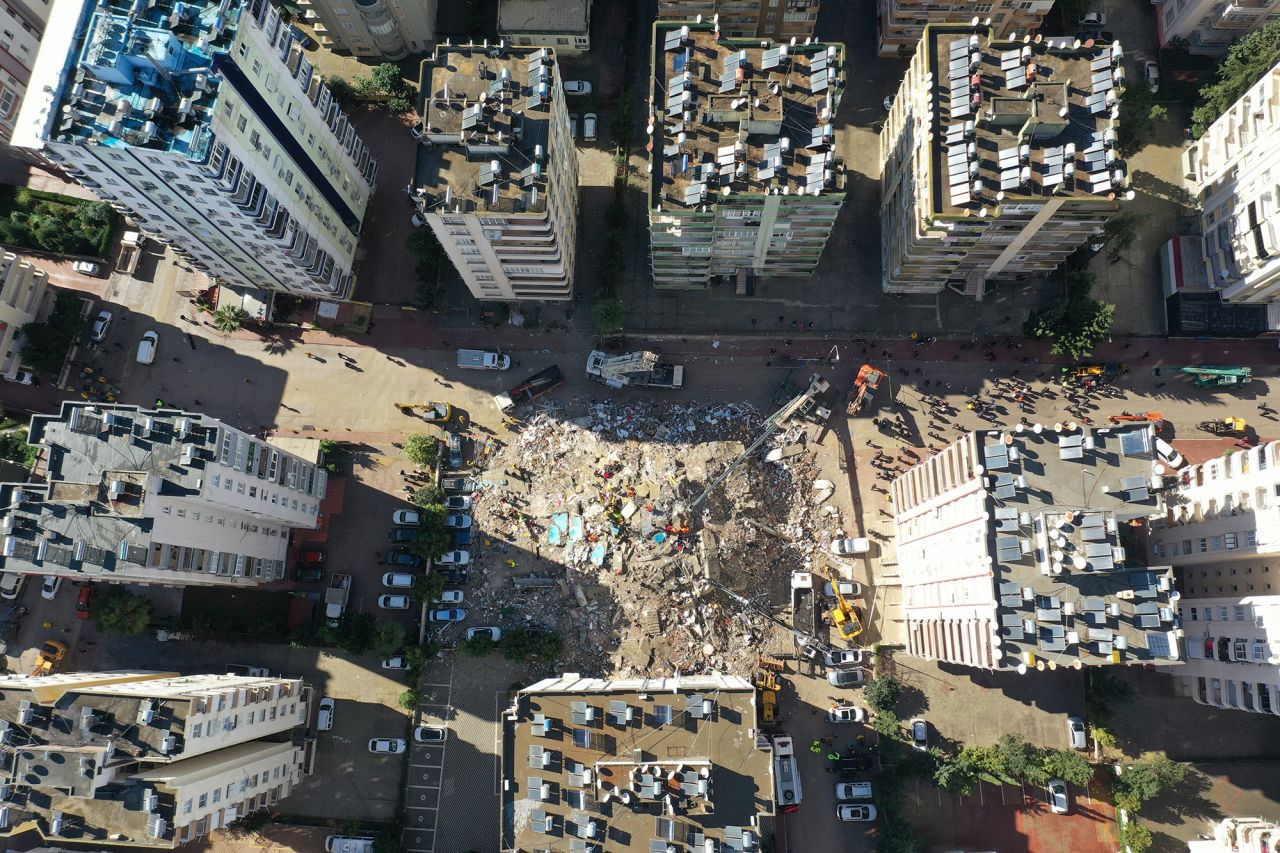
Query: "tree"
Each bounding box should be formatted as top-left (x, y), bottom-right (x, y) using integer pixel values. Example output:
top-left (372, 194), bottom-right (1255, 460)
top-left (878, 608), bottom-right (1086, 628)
top-left (325, 76), bottom-right (354, 105)
top-left (500, 628), bottom-right (563, 661)
top-left (871, 709), bottom-right (901, 740)
top-left (411, 485), bottom-right (444, 508)
top-left (593, 297), bottom-right (625, 334)
top-left (398, 688), bottom-right (419, 710)
top-left (1040, 749), bottom-right (1094, 787)
top-left (1102, 212), bottom-right (1139, 263)
top-left (957, 743), bottom-right (1014, 784)
top-left (1192, 20), bottom-right (1280, 137)
top-left (19, 291), bottom-right (83, 375)
top-left (410, 505), bottom-right (452, 560)
top-left (863, 675), bottom-right (902, 713)
top-left (934, 754), bottom-right (979, 795)
top-left (1116, 82), bottom-right (1166, 157)
top-left (1090, 724), bottom-right (1117, 753)
top-left (213, 304), bottom-right (247, 332)
top-left (93, 588), bottom-right (154, 635)
top-left (1023, 270), bottom-right (1115, 361)
top-left (404, 435), bottom-right (440, 468)
top-left (1116, 756), bottom-right (1187, 803)
top-left (223, 808), bottom-right (272, 839)
top-left (1119, 819), bottom-right (1154, 853)
top-left (351, 75), bottom-right (379, 98)
top-left (994, 734), bottom-right (1046, 784)
top-left (410, 570), bottom-right (446, 604)
top-left (371, 63), bottom-right (405, 95)
top-left (460, 633), bottom-right (496, 657)
top-left (404, 642), bottom-right (436, 671)
top-left (373, 621), bottom-right (407, 657)
top-left (0, 431), bottom-right (35, 468)
top-left (1086, 668), bottom-right (1136, 723)
top-left (386, 94), bottom-right (414, 114)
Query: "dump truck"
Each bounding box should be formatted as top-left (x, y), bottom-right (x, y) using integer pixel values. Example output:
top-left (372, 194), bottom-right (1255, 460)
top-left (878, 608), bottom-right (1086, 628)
top-left (493, 364), bottom-right (565, 412)
top-left (847, 363), bottom-right (884, 416)
top-left (116, 231), bottom-right (144, 275)
top-left (585, 351), bottom-right (685, 389)
top-left (324, 573), bottom-right (351, 627)
top-left (31, 640), bottom-right (68, 676)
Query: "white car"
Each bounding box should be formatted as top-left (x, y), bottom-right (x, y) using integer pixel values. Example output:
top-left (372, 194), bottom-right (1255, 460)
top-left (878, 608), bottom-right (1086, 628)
top-left (562, 80), bottom-right (592, 96)
top-left (435, 589), bottom-right (464, 604)
top-left (444, 495), bottom-right (472, 511)
top-left (414, 725), bottom-right (446, 743)
top-left (378, 594), bottom-right (410, 609)
top-left (444, 514), bottom-right (472, 529)
top-left (392, 509), bottom-right (421, 526)
top-left (429, 607), bottom-right (467, 622)
top-left (382, 656), bottom-right (408, 670)
top-left (317, 697), bottom-right (335, 731)
top-left (583, 113), bottom-right (597, 142)
top-left (827, 705), bottom-right (865, 724)
top-left (1155, 437), bottom-right (1185, 469)
top-left (4, 370), bottom-right (34, 385)
top-left (824, 648), bottom-right (864, 667)
top-left (1143, 60), bottom-right (1160, 94)
top-left (831, 538), bottom-right (871, 556)
top-left (823, 580), bottom-right (863, 598)
top-left (382, 573), bottom-right (416, 589)
top-left (1047, 779), bottom-right (1070, 814)
top-left (1067, 716), bottom-right (1087, 750)
top-left (911, 718), bottom-right (928, 750)
top-left (368, 738), bottom-right (406, 754)
top-left (90, 310), bottom-right (112, 342)
top-left (836, 804), bottom-right (877, 822)
top-left (72, 260), bottom-right (101, 276)
top-left (465, 626), bottom-right (501, 642)
top-left (136, 331), bottom-right (158, 365)
top-left (40, 575), bottom-right (62, 600)
top-left (835, 781), bottom-right (873, 800)
top-left (827, 668), bottom-right (867, 688)
top-left (435, 550), bottom-right (470, 565)
top-left (1078, 11), bottom-right (1105, 26)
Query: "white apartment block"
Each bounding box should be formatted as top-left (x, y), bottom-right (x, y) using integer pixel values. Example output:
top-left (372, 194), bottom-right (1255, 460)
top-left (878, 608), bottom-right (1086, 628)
top-left (0, 247), bottom-right (50, 377)
top-left (499, 0), bottom-right (592, 55)
top-left (647, 22), bottom-right (846, 289)
top-left (1150, 441), bottom-right (1280, 715)
top-left (0, 402), bottom-right (327, 588)
top-left (298, 0), bottom-right (436, 59)
top-left (657, 0), bottom-right (822, 41)
top-left (0, 0), bottom-right (50, 146)
top-left (877, 0), bottom-right (1054, 57)
top-left (1183, 61), bottom-right (1280, 328)
top-left (1189, 818), bottom-right (1280, 853)
top-left (412, 44), bottom-right (579, 302)
top-left (879, 24), bottom-right (1128, 297)
top-left (0, 670), bottom-right (313, 847)
top-left (12, 0), bottom-right (378, 300)
top-left (1155, 0), bottom-right (1280, 55)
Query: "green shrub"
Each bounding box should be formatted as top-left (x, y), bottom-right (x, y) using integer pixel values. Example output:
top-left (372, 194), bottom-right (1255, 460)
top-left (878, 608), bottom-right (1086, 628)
top-left (863, 675), bottom-right (902, 713)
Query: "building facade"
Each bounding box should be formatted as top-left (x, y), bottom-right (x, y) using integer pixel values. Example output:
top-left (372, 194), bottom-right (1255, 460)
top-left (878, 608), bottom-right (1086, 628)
top-left (877, 0), bottom-right (1054, 57)
top-left (1149, 441), bottom-right (1280, 715)
top-left (879, 24), bottom-right (1128, 297)
top-left (1183, 61), bottom-right (1280, 328)
top-left (500, 674), bottom-right (772, 852)
top-left (0, 248), bottom-right (50, 377)
top-left (0, 0), bottom-right (51, 148)
top-left (412, 44), bottom-right (579, 302)
top-left (12, 0), bottom-right (377, 300)
top-left (1155, 0), bottom-right (1280, 55)
top-left (0, 670), bottom-right (313, 847)
top-left (891, 424), bottom-right (1182, 671)
top-left (0, 402), bottom-right (327, 588)
top-left (647, 22), bottom-right (846, 289)
top-left (297, 0), bottom-right (436, 59)
top-left (657, 0), bottom-right (821, 41)
top-left (1188, 818), bottom-right (1280, 853)
top-left (498, 0), bottom-right (591, 54)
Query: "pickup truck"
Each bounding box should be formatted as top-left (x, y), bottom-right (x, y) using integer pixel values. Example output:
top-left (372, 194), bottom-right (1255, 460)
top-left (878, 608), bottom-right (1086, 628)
top-left (457, 349), bottom-right (510, 370)
top-left (116, 231), bottom-right (145, 275)
top-left (325, 573), bottom-right (351, 626)
top-left (493, 364), bottom-right (564, 412)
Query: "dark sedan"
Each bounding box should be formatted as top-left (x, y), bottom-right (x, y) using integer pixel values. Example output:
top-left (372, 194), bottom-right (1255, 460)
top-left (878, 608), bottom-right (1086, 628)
top-left (389, 527), bottom-right (417, 543)
top-left (385, 549), bottom-right (424, 568)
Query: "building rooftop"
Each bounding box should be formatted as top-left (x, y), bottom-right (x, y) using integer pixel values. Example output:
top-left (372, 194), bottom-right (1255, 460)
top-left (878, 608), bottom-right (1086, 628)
top-left (502, 674), bottom-right (772, 852)
top-left (498, 0), bottom-right (589, 35)
top-left (413, 45), bottom-right (558, 216)
top-left (925, 24), bottom-right (1128, 216)
top-left (649, 23), bottom-right (844, 211)
top-left (893, 423), bottom-right (1183, 670)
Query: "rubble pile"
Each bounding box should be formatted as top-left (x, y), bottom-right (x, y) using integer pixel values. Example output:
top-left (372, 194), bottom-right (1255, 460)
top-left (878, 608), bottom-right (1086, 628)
top-left (463, 401), bottom-right (846, 678)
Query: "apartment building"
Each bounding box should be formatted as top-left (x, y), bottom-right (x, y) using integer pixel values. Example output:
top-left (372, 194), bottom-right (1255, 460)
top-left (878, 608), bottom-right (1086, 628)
top-left (1149, 441), bottom-right (1280, 715)
top-left (500, 674), bottom-right (772, 852)
top-left (0, 402), bottom-right (326, 588)
top-left (1154, 0), bottom-right (1280, 55)
top-left (0, 670), bottom-right (313, 847)
top-left (657, 0), bottom-right (821, 41)
top-left (412, 44), bottom-right (578, 302)
top-left (877, 0), bottom-right (1054, 57)
top-left (498, 0), bottom-right (591, 54)
top-left (880, 24), bottom-right (1129, 297)
top-left (0, 0), bottom-right (51, 148)
top-left (1181, 61), bottom-right (1280, 328)
top-left (890, 424), bottom-right (1183, 671)
top-left (11, 0), bottom-right (378, 300)
top-left (0, 248), bottom-right (50, 377)
top-left (648, 22), bottom-right (845, 290)
top-left (1189, 818), bottom-right (1280, 852)
top-left (296, 0), bottom-right (435, 59)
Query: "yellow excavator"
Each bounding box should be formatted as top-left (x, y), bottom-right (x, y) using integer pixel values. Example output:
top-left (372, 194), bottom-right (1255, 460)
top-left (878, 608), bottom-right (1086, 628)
top-left (811, 564), bottom-right (864, 640)
top-left (31, 640), bottom-right (68, 676)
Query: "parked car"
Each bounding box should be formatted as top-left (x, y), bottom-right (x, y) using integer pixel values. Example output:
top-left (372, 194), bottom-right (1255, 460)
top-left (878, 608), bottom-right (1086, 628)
top-left (75, 584), bottom-right (96, 619)
top-left (465, 626), bottom-right (501, 642)
top-left (562, 80), bottom-right (592, 96)
top-left (824, 648), bottom-right (864, 667)
top-left (441, 477), bottom-right (477, 493)
top-left (414, 725), bottom-right (446, 743)
top-left (385, 549), bottom-right (424, 568)
top-left (835, 782), bottom-right (873, 800)
top-left (827, 668), bottom-right (867, 688)
top-left (447, 434), bottom-right (465, 468)
top-left (1047, 779), bottom-right (1070, 814)
top-left (300, 549), bottom-right (326, 564)
top-left (435, 566), bottom-right (469, 585)
top-left (1067, 716), bottom-right (1087, 750)
top-left (444, 513), bottom-right (472, 529)
top-left (910, 719), bottom-right (928, 750)
top-left (90, 310), bottom-right (112, 341)
top-left (368, 738), bottom-right (406, 754)
top-left (823, 580), bottom-right (863, 598)
top-left (435, 589), bottom-right (464, 604)
top-left (392, 509), bottom-right (421, 526)
top-left (136, 331), bottom-right (158, 364)
top-left (1078, 11), bottom-right (1105, 25)
top-left (1155, 437), bottom-right (1185, 469)
top-left (831, 537), bottom-right (871, 556)
top-left (40, 575), bottom-right (62, 600)
top-left (378, 594), bottom-right (411, 609)
top-left (317, 697), bottom-right (335, 731)
top-left (451, 528), bottom-right (473, 547)
top-left (839, 754), bottom-right (872, 774)
top-left (583, 113), bottom-right (597, 141)
top-left (429, 607), bottom-right (467, 622)
top-left (0, 574), bottom-right (26, 600)
top-left (1143, 60), bottom-right (1160, 93)
top-left (294, 565), bottom-right (325, 582)
top-left (444, 495), bottom-right (472, 511)
top-left (827, 705), bottom-right (865, 724)
top-left (4, 370), bottom-right (35, 385)
top-left (382, 656), bottom-right (408, 670)
top-left (570, 113), bottom-right (579, 138)
top-left (288, 23), bottom-right (318, 49)
top-left (837, 804), bottom-right (877, 822)
top-left (382, 573), bottom-right (416, 589)
top-left (388, 527), bottom-right (417, 543)
top-left (435, 550), bottom-right (470, 565)
top-left (72, 260), bottom-right (101, 276)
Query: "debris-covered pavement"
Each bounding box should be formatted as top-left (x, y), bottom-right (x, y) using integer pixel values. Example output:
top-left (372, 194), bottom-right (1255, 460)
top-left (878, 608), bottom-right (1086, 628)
top-left (461, 399), bottom-right (856, 677)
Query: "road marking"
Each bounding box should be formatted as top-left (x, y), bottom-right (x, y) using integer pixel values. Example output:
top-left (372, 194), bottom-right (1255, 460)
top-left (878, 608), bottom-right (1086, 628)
top-left (1000, 782), bottom-right (1007, 805)
top-left (409, 784), bottom-right (441, 791)
top-left (405, 805), bottom-right (439, 813)
top-left (420, 682), bottom-right (452, 688)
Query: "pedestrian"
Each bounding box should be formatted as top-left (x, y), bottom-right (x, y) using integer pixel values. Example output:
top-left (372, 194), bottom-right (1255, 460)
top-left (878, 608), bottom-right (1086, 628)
top-left (777, 315), bottom-right (784, 323)
top-left (1141, 351), bottom-right (1150, 358)
top-left (193, 399), bottom-right (201, 405)
top-left (751, 318), bottom-right (757, 325)
top-left (784, 339), bottom-right (793, 346)
top-left (172, 357), bottom-right (182, 363)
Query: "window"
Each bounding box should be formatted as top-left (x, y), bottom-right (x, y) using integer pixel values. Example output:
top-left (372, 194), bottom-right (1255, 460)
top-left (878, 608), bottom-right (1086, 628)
top-left (1226, 532), bottom-right (1239, 549)
top-left (1220, 607), bottom-right (1230, 621)
top-left (238, 43), bottom-right (248, 58)
top-left (183, 799), bottom-right (193, 815)
top-left (236, 116), bottom-right (248, 133)
top-left (1235, 605), bottom-right (1247, 621)
top-left (1254, 642), bottom-right (1267, 661)
top-left (198, 793), bottom-right (208, 808)
top-left (1206, 608), bottom-right (1214, 621)
top-left (212, 788), bottom-right (221, 803)
top-left (1234, 639), bottom-right (1248, 660)
top-left (1189, 607), bottom-right (1198, 621)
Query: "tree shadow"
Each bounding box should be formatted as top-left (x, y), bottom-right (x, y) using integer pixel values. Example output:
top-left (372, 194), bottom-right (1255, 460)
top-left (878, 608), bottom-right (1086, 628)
top-left (895, 683), bottom-right (930, 719)
top-left (261, 331), bottom-right (297, 356)
top-left (1131, 170), bottom-right (1196, 208)
top-left (1140, 767), bottom-right (1223, 828)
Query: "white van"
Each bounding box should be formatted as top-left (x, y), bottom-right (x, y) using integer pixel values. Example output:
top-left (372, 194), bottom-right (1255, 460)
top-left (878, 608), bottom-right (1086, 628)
top-left (457, 349), bottom-right (510, 370)
top-left (325, 836), bottom-right (374, 853)
top-left (0, 572), bottom-right (25, 600)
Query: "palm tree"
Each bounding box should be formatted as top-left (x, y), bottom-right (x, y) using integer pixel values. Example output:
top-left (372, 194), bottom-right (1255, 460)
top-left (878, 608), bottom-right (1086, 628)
top-left (213, 305), bottom-right (247, 333)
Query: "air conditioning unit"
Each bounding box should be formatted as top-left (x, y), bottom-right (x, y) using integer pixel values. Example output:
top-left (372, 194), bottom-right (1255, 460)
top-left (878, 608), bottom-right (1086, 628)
top-left (137, 700), bottom-right (155, 726)
top-left (160, 735), bottom-right (176, 753)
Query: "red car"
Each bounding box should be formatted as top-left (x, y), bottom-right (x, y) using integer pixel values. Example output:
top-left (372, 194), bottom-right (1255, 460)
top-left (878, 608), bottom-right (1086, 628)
top-left (75, 585), bottom-right (97, 620)
top-left (299, 549), bottom-right (326, 564)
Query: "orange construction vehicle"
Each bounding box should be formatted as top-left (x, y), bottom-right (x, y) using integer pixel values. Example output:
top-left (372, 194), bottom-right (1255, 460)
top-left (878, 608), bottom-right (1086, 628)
top-left (847, 364), bottom-right (884, 416)
top-left (1108, 411), bottom-right (1165, 431)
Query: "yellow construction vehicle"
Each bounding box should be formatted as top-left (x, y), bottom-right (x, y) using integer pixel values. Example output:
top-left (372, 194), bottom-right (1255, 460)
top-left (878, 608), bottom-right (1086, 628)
top-left (1198, 417), bottom-right (1248, 436)
top-left (753, 669), bottom-right (781, 725)
top-left (31, 640), bottom-right (68, 676)
top-left (394, 401), bottom-right (454, 423)
top-left (811, 564), bottom-right (864, 640)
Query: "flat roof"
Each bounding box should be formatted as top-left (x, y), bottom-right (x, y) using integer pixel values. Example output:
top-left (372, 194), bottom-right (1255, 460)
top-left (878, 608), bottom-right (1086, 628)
top-left (498, 0), bottom-right (589, 35)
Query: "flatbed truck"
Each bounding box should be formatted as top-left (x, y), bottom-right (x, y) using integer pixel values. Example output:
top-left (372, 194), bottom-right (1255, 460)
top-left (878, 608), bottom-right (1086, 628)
top-left (493, 365), bottom-right (564, 412)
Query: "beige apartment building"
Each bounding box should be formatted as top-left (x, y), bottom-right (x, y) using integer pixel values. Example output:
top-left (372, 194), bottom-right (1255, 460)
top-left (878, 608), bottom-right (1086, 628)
top-left (498, 0), bottom-right (592, 54)
top-left (879, 23), bottom-right (1129, 297)
top-left (0, 0), bottom-right (51, 150)
top-left (298, 0), bottom-right (436, 59)
top-left (0, 670), bottom-right (313, 847)
top-left (1155, 0), bottom-right (1280, 55)
top-left (411, 44), bottom-right (579, 302)
top-left (0, 248), bottom-right (50, 378)
top-left (0, 402), bottom-right (327, 588)
top-left (657, 0), bottom-right (821, 41)
top-left (877, 0), bottom-right (1054, 57)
